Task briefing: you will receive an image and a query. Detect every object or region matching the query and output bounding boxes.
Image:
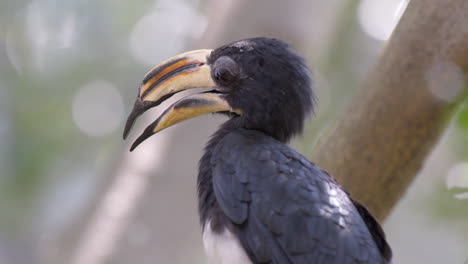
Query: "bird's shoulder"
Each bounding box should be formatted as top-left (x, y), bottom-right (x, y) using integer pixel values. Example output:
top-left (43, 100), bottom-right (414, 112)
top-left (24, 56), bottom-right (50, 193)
top-left (211, 129), bottom-right (339, 197)
top-left (210, 129), bottom-right (390, 263)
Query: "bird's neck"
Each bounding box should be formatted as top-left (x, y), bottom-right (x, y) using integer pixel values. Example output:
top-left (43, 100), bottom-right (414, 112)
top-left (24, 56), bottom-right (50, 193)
top-left (197, 118), bottom-right (290, 228)
top-left (197, 119), bottom-right (239, 228)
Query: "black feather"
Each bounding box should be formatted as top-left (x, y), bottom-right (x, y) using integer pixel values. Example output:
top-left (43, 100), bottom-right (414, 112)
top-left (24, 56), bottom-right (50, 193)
top-left (193, 37), bottom-right (391, 263)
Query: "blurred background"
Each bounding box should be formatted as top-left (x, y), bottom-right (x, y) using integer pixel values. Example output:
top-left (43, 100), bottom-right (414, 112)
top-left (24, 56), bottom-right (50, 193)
top-left (0, 0), bottom-right (467, 263)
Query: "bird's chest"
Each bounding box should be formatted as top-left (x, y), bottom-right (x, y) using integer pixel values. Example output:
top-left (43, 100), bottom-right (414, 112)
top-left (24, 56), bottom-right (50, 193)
top-left (202, 220), bottom-right (252, 264)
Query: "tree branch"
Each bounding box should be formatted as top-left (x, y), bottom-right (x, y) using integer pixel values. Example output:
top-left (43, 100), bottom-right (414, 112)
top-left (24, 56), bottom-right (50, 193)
top-left (312, 0), bottom-right (468, 221)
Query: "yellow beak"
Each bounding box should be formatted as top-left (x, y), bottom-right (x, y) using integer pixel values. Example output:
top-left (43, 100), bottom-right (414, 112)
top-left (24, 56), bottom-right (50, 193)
top-left (123, 49), bottom-right (241, 151)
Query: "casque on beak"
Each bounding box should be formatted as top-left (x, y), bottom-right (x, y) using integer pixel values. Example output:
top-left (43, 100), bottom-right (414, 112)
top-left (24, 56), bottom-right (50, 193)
top-left (123, 49), bottom-right (241, 151)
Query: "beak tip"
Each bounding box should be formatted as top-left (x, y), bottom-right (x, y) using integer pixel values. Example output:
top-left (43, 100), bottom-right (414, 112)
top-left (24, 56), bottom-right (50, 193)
top-left (129, 136), bottom-right (139, 151)
top-left (123, 127), bottom-right (131, 140)
top-left (122, 98), bottom-right (147, 141)
top-left (129, 124), bottom-right (156, 152)
top-left (129, 138), bottom-right (143, 152)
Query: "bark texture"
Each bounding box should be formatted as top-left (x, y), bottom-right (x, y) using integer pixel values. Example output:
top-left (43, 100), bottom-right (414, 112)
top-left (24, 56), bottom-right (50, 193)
top-left (312, 0), bottom-right (468, 221)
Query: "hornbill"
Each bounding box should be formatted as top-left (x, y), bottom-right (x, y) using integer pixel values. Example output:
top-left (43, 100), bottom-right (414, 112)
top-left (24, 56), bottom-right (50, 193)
top-left (123, 37), bottom-right (392, 264)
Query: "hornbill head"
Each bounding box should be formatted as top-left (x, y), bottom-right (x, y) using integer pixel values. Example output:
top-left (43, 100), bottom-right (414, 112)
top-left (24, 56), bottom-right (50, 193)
top-left (124, 37), bottom-right (314, 150)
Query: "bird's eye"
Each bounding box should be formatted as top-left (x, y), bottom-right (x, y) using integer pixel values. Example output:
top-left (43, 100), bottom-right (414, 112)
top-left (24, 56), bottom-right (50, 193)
top-left (214, 68), bottom-right (235, 84)
top-left (212, 56), bottom-right (240, 85)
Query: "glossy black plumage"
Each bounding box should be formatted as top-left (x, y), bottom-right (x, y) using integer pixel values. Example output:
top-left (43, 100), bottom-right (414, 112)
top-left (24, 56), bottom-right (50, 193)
top-left (197, 38), bottom-right (391, 263)
top-left (198, 125), bottom-right (391, 263)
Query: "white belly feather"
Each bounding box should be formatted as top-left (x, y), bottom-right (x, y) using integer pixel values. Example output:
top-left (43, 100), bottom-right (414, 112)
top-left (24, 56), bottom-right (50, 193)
top-left (203, 221), bottom-right (253, 264)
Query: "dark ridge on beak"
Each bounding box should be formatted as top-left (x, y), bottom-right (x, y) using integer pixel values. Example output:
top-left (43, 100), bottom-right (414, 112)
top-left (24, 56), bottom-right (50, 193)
top-left (142, 57), bottom-right (185, 84)
top-left (123, 92), bottom-right (175, 140)
top-left (141, 62), bottom-right (203, 98)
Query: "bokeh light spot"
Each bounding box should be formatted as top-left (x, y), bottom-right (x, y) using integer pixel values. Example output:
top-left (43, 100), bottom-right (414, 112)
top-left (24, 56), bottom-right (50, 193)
top-left (129, 0), bottom-right (207, 66)
top-left (72, 80), bottom-right (124, 137)
top-left (426, 60), bottom-right (465, 103)
top-left (446, 162), bottom-right (468, 200)
top-left (358, 0), bottom-right (408, 41)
